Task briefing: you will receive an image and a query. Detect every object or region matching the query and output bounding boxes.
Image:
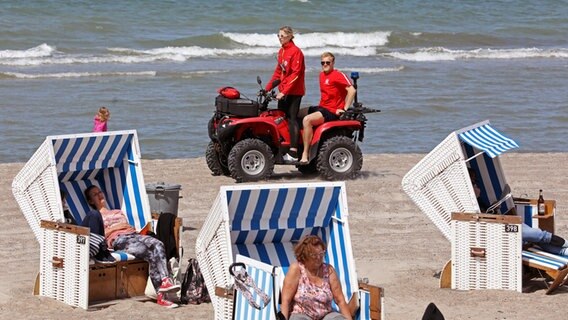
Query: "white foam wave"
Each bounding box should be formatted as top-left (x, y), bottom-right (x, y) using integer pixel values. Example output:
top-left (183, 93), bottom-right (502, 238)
top-left (221, 31), bottom-right (391, 48)
top-left (0, 43), bottom-right (55, 59)
top-left (4, 44), bottom-right (566, 67)
top-left (2, 44), bottom-right (378, 66)
top-left (111, 45), bottom-right (376, 58)
top-left (109, 46), bottom-right (276, 57)
top-left (348, 66), bottom-right (405, 73)
top-left (2, 71), bottom-right (156, 79)
top-left (385, 47), bottom-right (568, 61)
top-left (0, 53), bottom-right (189, 66)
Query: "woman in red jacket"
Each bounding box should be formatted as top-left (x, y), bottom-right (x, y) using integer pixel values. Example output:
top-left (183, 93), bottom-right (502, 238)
top-left (266, 26), bottom-right (305, 162)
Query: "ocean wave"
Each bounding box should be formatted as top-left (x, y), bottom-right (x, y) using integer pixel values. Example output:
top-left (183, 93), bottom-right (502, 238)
top-left (108, 46), bottom-right (276, 57)
top-left (384, 47), bottom-right (568, 61)
top-left (3, 43), bottom-right (567, 68)
top-left (0, 71), bottom-right (156, 79)
top-left (110, 45), bottom-right (378, 58)
top-left (221, 31), bottom-right (391, 48)
top-left (348, 66), bottom-right (405, 73)
top-left (0, 43), bottom-right (55, 59)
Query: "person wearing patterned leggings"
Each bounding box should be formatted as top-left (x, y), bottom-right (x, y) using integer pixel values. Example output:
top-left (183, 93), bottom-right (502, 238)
top-left (83, 185), bottom-right (180, 308)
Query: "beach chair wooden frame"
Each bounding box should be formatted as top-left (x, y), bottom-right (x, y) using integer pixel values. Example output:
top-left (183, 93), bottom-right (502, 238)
top-left (402, 120), bottom-right (568, 294)
top-left (196, 182), bottom-right (384, 320)
top-left (12, 130), bottom-right (181, 309)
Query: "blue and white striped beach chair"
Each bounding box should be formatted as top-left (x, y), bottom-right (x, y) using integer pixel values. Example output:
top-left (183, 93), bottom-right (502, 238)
top-left (12, 130), bottom-right (152, 309)
top-left (402, 120), bottom-right (519, 242)
top-left (196, 182), bottom-right (384, 320)
top-left (402, 120), bottom-right (568, 293)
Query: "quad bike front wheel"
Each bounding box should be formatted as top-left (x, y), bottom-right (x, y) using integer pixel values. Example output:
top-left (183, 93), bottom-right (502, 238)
top-left (228, 138), bottom-right (275, 182)
top-left (317, 136), bottom-right (363, 180)
top-left (205, 141), bottom-right (230, 176)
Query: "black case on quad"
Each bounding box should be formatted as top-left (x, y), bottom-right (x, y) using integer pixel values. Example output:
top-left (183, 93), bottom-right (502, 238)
top-left (215, 95), bottom-right (260, 117)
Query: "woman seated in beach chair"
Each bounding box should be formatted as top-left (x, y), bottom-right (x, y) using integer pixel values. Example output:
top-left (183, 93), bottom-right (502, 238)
top-left (82, 185), bottom-right (180, 308)
top-left (61, 189), bottom-right (115, 264)
top-left (280, 235), bottom-right (352, 320)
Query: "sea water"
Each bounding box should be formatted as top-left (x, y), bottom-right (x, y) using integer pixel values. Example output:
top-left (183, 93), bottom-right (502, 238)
top-left (1, 0), bottom-right (567, 162)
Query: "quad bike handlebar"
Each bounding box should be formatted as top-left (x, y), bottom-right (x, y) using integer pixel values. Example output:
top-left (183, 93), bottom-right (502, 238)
top-left (256, 77), bottom-right (280, 110)
top-left (340, 103), bottom-right (380, 121)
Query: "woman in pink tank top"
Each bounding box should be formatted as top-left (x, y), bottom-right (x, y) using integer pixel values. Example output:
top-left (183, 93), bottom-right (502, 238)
top-left (280, 235), bottom-right (352, 320)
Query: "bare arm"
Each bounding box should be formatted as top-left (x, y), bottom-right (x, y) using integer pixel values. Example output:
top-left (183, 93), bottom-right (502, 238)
top-left (344, 85), bottom-right (356, 109)
top-left (328, 265), bottom-right (352, 320)
top-left (280, 262), bottom-right (300, 319)
top-left (336, 85), bottom-right (356, 115)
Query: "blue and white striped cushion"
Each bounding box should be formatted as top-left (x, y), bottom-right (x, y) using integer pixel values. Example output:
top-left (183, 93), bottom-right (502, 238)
top-left (522, 248), bottom-right (568, 270)
top-left (110, 251), bottom-right (137, 262)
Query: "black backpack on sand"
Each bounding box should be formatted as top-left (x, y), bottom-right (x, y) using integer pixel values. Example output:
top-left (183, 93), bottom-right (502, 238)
top-left (180, 258), bottom-right (211, 305)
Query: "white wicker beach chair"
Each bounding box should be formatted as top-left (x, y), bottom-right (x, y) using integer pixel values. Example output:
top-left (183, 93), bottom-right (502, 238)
top-left (12, 130), bottom-right (153, 309)
top-left (402, 120), bottom-right (568, 293)
top-left (196, 182), bottom-right (384, 320)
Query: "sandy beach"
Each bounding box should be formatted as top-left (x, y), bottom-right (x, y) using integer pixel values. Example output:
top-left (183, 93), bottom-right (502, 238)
top-left (1, 153), bottom-right (567, 320)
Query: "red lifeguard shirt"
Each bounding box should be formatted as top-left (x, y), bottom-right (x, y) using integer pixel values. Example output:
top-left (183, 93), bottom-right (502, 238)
top-left (266, 40), bottom-right (305, 96)
top-left (319, 69), bottom-right (352, 114)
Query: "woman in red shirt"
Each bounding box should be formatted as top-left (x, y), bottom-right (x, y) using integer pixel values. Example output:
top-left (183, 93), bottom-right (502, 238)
top-left (266, 26), bottom-right (305, 162)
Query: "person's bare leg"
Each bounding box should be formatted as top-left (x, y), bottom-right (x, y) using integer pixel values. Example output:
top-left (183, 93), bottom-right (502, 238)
top-left (301, 112), bottom-right (324, 163)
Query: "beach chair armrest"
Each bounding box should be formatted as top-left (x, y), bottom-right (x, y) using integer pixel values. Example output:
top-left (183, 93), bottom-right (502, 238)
top-left (215, 286), bottom-right (235, 299)
top-left (40, 220), bottom-right (90, 236)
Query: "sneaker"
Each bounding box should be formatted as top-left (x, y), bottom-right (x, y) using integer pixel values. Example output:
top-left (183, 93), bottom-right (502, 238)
top-left (158, 277), bottom-right (181, 293)
top-left (94, 249), bottom-right (116, 264)
top-left (157, 292), bottom-right (179, 309)
top-left (282, 153), bottom-right (298, 163)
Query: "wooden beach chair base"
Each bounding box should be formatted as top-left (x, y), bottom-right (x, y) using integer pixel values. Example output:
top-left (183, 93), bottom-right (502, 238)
top-left (439, 260), bottom-right (452, 289)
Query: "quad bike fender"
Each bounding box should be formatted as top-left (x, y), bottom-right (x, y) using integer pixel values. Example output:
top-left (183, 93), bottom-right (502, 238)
top-left (311, 120), bottom-right (362, 142)
top-left (229, 117), bottom-right (281, 144)
top-left (303, 120), bottom-right (362, 163)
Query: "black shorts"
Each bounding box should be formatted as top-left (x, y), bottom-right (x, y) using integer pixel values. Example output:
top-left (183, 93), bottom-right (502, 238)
top-left (308, 106), bottom-right (338, 122)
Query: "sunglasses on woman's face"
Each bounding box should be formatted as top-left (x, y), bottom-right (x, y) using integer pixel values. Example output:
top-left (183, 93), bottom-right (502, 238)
top-left (309, 251), bottom-right (326, 259)
top-left (277, 34), bottom-right (290, 39)
top-left (320, 60), bottom-right (332, 66)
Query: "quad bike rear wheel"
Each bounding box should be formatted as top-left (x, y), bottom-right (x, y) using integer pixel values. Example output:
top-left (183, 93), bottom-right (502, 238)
top-left (206, 141), bottom-right (230, 176)
top-left (317, 136), bottom-right (363, 180)
top-left (228, 138), bottom-right (274, 182)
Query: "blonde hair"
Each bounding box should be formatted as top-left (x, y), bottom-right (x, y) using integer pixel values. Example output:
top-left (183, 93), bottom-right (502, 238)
top-left (294, 235), bottom-right (326, 263)
top-left (96, 106), bottom-right (110, 122)
top-left (279, 26), bottom-right (295, 40)
top-left (321, 52), bottom-right (335, 61)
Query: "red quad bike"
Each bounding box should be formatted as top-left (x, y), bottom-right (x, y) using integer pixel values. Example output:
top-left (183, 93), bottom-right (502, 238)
top-left (206, 72), bottom-right (380, 183)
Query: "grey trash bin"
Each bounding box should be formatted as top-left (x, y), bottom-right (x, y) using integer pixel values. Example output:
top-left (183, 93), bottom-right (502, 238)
top-left (146, 182), bottom-right (182, 216)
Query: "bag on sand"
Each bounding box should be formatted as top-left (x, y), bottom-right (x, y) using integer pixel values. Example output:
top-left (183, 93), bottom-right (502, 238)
top-left (180, 258), bottom-right (211, 305)
top-left (422, 302), bottom-right (445, 320)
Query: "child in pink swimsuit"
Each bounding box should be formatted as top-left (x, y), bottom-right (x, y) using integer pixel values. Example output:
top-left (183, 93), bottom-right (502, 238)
top-left (93, 106), bottom-right (110, 132)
